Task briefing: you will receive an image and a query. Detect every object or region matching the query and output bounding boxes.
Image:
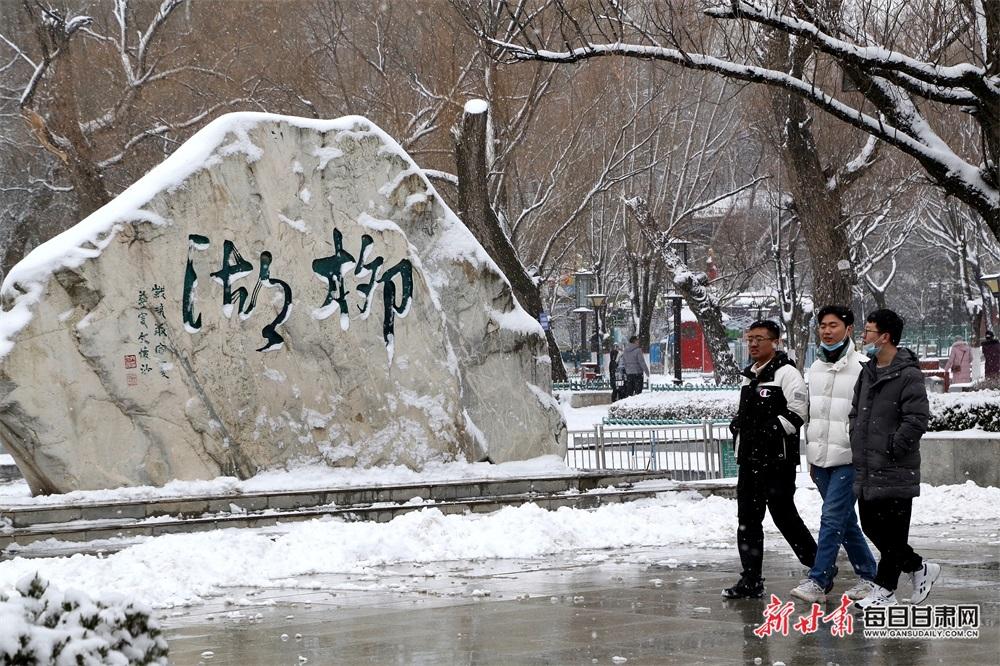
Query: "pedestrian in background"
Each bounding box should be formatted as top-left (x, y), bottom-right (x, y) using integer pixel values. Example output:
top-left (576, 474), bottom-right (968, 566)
top-left (608, 348), bottom-right (621, 401)
top-left (621, 335), bottom-right (649, 398)
top-left (790, 305), bottom-right (877, 604)
top-left (723, 320), bottom-right (816, 599)
top-left (851, 309), bottom-right (939, 610)
top-left (981, 331), bottom-right (999, 382)
top-left (944, 336), bottom-right (972, 384)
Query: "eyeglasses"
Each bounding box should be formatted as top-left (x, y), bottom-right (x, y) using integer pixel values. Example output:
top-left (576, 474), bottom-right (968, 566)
top-left (861, 328), bottom-right (881, 337)
top-left (745, 336), bottom-right (776, 344)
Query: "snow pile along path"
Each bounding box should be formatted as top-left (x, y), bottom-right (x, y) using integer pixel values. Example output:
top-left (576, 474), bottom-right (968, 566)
top-left (0, 481), bottom-right (996, 609)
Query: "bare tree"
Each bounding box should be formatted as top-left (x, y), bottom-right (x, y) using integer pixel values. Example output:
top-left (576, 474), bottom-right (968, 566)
top-left (485, 0), bottom-right (1000, 303)
top-left (484, 0), bottom-right (1000, 237)
top-left (916, 193), bottom-right (1000, 343)
top-left (624, 196), bottom-right (742, 384)
top-left (769, 201), bottom-right (812, 364)
top-left (845, 177), bottom-right (920, 310)
top-left (0, 0), bottom-right (287, 276)
top-left (614, 64), bottom-right (757, 348)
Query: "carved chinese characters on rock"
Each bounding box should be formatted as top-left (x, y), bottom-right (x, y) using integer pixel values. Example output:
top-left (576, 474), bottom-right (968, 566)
top-left (128, 284), bottom-right (171, 386)
top-left (182, 228), bottom-right (413, 358)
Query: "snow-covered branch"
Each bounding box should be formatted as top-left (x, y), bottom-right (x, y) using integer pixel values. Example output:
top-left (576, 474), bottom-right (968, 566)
top-left (828, 135), bottom-right (880, 193)
top-left (708, 1), bottom-right (992, 99)
top-left (486, 0), bottom-right (1000, 240)
top-left (422, 169), bottom-right (458, 186)
top-left (675, 175), bottom-right (767, 225)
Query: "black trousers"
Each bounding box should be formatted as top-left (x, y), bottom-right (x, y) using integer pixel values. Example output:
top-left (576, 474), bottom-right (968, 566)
top-left (858, 496), bottom-right (923, 591)
top-left (736, 460), bottom-right (817, 581)
top-left (625, 374), bottom-right (644, 397)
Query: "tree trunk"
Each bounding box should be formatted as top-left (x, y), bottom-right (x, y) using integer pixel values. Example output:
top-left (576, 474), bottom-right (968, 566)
top-left (765, 34), bottom-right (853, 310)
top-left (455, 103), bottom-right (568, 381)
top-left (627, 252), bottom-right (659, 349)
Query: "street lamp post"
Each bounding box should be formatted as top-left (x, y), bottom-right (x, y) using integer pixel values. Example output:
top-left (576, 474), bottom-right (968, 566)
top-left (574, 269), bottom-right (595, 372)
top-left (572, 307), bottom-right (592, 375)
top-left (667, 291), bottom-right (683, 385)
top-left (588, 292), bottom-right (607, 377)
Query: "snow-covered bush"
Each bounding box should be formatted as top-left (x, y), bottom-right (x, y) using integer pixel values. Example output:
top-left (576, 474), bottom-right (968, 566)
top-left (607, 389), bottom-right (1000, 432)
top-left (607, 391), bottom-right (739, 422)
top-left (0, 574), bottom-right (168, 665)
top-left (927, 391), bottom-right (1000, 432)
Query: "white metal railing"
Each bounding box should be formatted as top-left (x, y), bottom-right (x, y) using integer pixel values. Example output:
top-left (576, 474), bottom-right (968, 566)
top-left (565, 420), bottom-right (736, 480)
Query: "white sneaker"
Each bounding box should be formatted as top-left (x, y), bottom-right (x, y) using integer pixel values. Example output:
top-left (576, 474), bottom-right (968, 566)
top-left (790, 578), bottom-right (827, 603)
top-left (852, 584), bottom-right (898, 611)
top-left (845, 579), bottom-right (875, 601)
top-left (909, 562), bottom-right (941, 604)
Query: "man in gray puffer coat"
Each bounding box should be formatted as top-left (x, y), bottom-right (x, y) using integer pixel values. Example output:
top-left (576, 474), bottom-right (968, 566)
top-left (849, 309), bottom-right (939, 610)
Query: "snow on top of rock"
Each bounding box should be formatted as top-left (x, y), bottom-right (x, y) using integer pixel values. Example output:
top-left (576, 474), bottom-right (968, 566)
top-left (0, 112), bottom-right (538, 359)
top-left (487, 305), bottom-right (545, 338)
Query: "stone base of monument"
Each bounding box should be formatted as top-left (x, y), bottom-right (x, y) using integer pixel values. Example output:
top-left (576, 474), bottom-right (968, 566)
top-left (0, 471), bottom-right (738, 556)
top-left (919, 433), bottom-right (1000, 487)
top-left (566, 391), bottom-right (614, 408)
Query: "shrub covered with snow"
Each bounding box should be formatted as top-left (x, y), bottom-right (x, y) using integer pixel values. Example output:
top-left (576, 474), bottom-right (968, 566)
top-left (0, 574), bottom-right (168, 665)
top-left (608, 388), bottom-right (1000, 432)
top-left (607, 390), bottom-right (738, 422)
top-left (927, 390), bottom-right (1000, 432)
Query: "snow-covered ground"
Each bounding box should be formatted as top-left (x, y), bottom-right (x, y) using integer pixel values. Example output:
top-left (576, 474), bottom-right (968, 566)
top-left (0, 481), bottom-right (996, 610)
top-left (0, 390), bottom-right (993, 608)
top-left (0, 398), bottom-right (997, 611)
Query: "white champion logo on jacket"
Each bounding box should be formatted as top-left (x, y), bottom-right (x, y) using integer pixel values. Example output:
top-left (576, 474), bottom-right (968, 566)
top-left (806, 347), bottom-right (869, 468)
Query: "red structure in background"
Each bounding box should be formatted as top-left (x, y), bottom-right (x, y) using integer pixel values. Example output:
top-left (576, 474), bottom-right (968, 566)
top-left (680, 320), bottom-right (715, 372)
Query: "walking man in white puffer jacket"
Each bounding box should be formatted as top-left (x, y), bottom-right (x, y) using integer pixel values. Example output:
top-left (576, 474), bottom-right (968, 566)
top-left (790, 305), bottom-right (878, 604)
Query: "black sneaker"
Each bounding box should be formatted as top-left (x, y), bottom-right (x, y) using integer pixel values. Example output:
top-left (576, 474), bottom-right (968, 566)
top-left (722, 576), bottom-right (765, 599)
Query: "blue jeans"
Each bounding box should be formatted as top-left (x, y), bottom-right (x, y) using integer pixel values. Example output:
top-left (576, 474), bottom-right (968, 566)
top-left (809, 464), bottom-right (877, 588)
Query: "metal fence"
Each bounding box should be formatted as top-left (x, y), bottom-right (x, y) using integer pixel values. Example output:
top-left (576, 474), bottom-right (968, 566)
top-left (565, 420), bottom-right (737, 480)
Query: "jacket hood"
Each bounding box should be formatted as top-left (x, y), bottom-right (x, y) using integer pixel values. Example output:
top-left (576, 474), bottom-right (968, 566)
top-left (951, 340), bottom-right (971, 351)
top-left (625, 342), bottom-right (641, 351)
top-left (891, 347), bottom-right (922, 370)
top-left (863, 347), bottom-right (920, 378)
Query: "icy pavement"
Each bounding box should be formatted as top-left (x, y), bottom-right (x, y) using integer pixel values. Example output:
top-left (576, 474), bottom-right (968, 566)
top-left (161, 520), bottom-right (1000, 665)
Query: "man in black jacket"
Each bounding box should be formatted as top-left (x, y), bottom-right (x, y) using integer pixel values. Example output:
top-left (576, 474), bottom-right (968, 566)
top-left (722, 320), bottom-right (817, 599)
top-left (983, 330), bottom-right (1000, 382)
top-left (850, 309), bottom-right (939, 610)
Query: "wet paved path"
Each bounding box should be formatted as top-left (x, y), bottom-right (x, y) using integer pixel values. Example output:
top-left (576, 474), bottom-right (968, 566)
top-left (163, 520), bottom-right (1000, 665)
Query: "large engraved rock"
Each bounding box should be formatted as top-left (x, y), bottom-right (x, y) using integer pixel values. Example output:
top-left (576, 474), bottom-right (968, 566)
top-left (0, 113), bottom-right (565, 494)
